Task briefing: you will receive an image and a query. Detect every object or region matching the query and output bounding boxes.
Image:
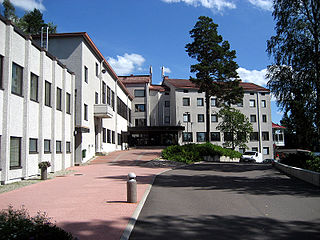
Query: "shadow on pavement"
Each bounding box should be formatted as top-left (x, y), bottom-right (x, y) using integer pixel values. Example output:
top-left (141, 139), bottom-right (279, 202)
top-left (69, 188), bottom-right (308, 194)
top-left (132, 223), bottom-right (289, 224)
top-left (130, 214), bottom-right (320, 240)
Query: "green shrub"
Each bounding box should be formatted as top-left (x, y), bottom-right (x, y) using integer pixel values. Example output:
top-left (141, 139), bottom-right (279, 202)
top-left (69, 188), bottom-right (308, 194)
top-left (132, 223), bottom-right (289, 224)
top-left (0, 205), bottom-right (75, 240)
top-left (280, 153), bottom-right (320, 173)
top-left (161, 143), bottom-right (242, 163)
top-left (306, 157), bottom-right (320, 173)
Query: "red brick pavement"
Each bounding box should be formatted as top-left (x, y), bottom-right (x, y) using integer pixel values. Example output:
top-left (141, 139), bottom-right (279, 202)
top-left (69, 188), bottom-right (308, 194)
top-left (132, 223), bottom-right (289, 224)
top-left (0, 148), bottom-right (168, 240)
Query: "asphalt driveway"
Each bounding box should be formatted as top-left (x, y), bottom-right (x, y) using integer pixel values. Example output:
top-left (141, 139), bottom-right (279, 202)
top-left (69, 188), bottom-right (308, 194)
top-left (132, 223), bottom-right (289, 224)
top-left (130, 163), bottom-right (320, 240)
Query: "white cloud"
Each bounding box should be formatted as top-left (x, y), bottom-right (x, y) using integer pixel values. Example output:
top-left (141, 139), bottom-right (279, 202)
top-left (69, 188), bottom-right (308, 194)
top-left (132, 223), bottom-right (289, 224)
top-left (247, 0), bottom-right (273, 11)
top-left (107, 53), bottom-right (145, 76)
top-left (162, 66), bottom-right (171, 75)
top-left (0, 0), bottom-right (46, 12)
top-left (237, 67), bottom-right (268, 86)
top-left (161, 0), bottom-right (236, 11)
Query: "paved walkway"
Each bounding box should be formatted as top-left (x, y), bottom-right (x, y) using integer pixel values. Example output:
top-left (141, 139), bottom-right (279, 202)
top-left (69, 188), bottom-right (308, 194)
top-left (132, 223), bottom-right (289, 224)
top-left (0, 148), bottom-right (168, 240)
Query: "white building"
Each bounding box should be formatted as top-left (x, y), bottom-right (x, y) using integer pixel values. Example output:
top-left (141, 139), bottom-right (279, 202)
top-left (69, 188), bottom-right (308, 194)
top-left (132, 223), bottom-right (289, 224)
top-left (33, 32), bottom-right (133, 164)
top-left (0, 16), bottom-right (75, 184)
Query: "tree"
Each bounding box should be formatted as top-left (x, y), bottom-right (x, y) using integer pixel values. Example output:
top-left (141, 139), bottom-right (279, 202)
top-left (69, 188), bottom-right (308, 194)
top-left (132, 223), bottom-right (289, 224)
top-left (186, 16), bottom-right (243, 142)
top-left (267, 0), bottom-right (320, 150)
top-left (2, 0), bottom-right (18, 22)
top-left (17, 9), bottom-right (57, 34)
top-left (217, 107), bottom-right (253, 150)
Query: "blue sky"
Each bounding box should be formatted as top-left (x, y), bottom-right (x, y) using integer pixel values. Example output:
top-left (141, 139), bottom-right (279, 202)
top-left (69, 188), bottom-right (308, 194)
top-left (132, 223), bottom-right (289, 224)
top-left (1, 0), bottom-right (283, 124)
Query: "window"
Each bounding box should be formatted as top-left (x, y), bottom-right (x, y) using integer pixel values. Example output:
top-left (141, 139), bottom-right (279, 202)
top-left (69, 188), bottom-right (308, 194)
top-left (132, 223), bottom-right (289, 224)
top-left (66, 93), bottom-right (71, 114)
top-left (135, 104), bottom-right (146, 112)
top-left (249, 99), bottom-right (255, 107)
top-left (10, 137), bottom-right (21, 168)
top-left (117, 97), bottom-right (128, 120)
top-left (211, 132), bottom-right (220, 141)
top-left (107, 129), bottom-right (111, 143)
top-left (197, 98), bottom-right (204, 106)
top-left (211, 114), bottom-right (218, 122)
top-left (183, 132), bottom-right (193, 142)
top-left (263, 147), bottom-right (269, 155)
top-left (84, 66), bottom-right (88, 83)
top-left (66, 142), bottom-right (71, 153)
top-left (262, 115), bottom-right (267, 122)
top-left (12, 63), bottom-right (23, 96)
top-left (45, 81), bottom-right (51, 107)
top-left (111, 91), bottom-right (115, 110)
top-left (196, 132), bottom-right (206, 142)
top-left (30, 73), bottom-right (38, 101)
top-left (129, 109), bottom-right (132, 123)
top-left (112, 131), bottom-right (115, 144)
top-left (103, 128), bottom-right (106, 143)
top-left (211, 98), bottom-right (216, 107)
top-left (250, 115), bottom-right (257, 123)
top-left (56, 141), bottom-right (62, 153)
top-left (164, 116), bottom-right (170, 123)
top-left (224, 132), bottom-right (233, 141)
top-left (237, 132), bottom-right (246, 141)
top-left (183, 113), bottom-right (190, 122)
top-left (250, 93), bottom-right (254, 95)
top-left (84, 104), bottom-right (88, 121)
top-left (165, 101), bottom-right (170, 107)
top-left (0, 55), bottom-right (3, 89)
top-left (183, 98), bottom-right (190, 106)
top-left (118, 133), bottom-right (122, 145)
top-left (262, 131), bottom-right (269, 141)
top-left (261, 100), bottom-right (266, 108)
top-left (102, 82), bottom-right (106, 104)
top-left (94, 92), bottom-right (98, 104)
top-left (250, 132), bottom-right (259, 141)
top-left (183, 90), bottom-right (189, 93)
top-left (252, 147), bottom-right (258, 152)
top-left (134, 89), bottom-right (145, 97)
top-left (29, 138), bottom-right (38, 153)
top-left (95, 63), bottom-right (99, 77)
top-left (198, 114), bottom-right (204, 122)
top-left (135, 118), bottom-right (146, 127)
top-left (44, 139), bottom-right (51, 153)
top-left (56, 87), bottom-right (62, 111)
top-left (239, 148), bottom-right (245, 154)
top-left (107, 86), bottom-right (111, 105)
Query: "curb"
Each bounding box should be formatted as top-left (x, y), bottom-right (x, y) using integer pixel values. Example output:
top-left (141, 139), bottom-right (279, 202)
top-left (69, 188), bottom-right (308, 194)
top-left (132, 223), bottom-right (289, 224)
top-left (120, 168), bottom-right (171, 240)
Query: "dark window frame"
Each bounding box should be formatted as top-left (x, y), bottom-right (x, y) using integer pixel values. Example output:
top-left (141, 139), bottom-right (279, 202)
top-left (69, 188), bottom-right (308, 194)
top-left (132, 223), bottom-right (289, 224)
top-left (135, 104), bottom-right (146, 112)
top-left (84, 66), bottom-right (88, 83)
top-left (0, 55), bottom-right (3, 89)
top-left (250, 132), bottom-right (259, 141)
top-left (250, 115), bottom-right (257, 123)
top-left (66, 93), bottom-right (71, 114)
top-left (196, 132), bottom-right (206, 142)
top-left (10, 136), bottom-right (21, 169)
top-left (56, 140), bottom-right (62, 153)
top-left (198, 114), bottom-right (204, 122)
top-left (11, 62), bottom-right (23, 96)
top-left (30, 73), bottom-right (39, 102)
top-left (182, 97), bottom-right (190, 106)
top-left (95, 63), bottom-right (99, 77)
top-left (95, 92), bottom-right (99, 104)
top-left (84, 104), bottom-right (88, 121)
top-left (210, 132), bottom-right (221, 141)
top-left (182, 132), bottom-right (193, 142)
top-left (197, 98), bottom-right (204, 106)
top-left (262, 131), bottom-right (269, 141)
top-left (107, 86), bottom-right (111, 105)
top-left (211, 114), bottom-right (218, 122)
top-left (56, 87), bottom-right (62, 111)
top-left (29, 138), bottom-right (38, 154)
top-left (66, 141), bottom-right (71, 153)
top-left (103, 128), bottom-right (106, 143)
top-left (107, 129), bottom-right (111, 143)
top-left (112, 131), bottom-right (115, 144)
top-left (44, 139), bottom-right (51, 153)
top-left (102, 82), bottom-right (106, 104)
top-left (45, 81), bottom-right (51, 107)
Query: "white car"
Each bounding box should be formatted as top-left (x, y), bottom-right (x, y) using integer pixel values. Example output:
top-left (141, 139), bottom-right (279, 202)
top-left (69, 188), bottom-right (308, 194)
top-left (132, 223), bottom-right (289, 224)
top-left (240, 151), bottom-right (263, 163)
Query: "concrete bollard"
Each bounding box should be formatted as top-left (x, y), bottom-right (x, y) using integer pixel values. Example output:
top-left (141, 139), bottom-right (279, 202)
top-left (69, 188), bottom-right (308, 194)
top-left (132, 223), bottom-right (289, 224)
top-left (127, 172), bottom-right (137, 203)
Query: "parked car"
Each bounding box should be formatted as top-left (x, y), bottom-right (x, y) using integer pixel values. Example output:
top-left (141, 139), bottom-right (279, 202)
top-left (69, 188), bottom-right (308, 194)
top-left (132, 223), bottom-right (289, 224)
top-left (240, 151), bottom-right (263, 163)
top-left (262, 158), bottom-right (275, 164)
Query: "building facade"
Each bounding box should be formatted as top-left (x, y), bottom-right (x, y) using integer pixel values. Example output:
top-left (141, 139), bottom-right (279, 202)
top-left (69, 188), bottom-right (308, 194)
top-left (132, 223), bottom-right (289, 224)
top-left (0, 16), bottom-right (75, 184)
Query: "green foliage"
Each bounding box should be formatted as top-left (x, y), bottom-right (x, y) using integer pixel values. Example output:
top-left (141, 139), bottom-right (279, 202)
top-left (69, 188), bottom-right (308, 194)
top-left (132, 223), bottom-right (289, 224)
top-left (217, 107), bottom-right (253, 150)
top-left (306, 157), bottom-right (320, 173)
top-left (267, 0), bottom-right (320, 150)
top-left (280, 153), bottom-right (320, 173)
top-left (162, 143), bottom-right (242, 164)
top-left (2, 0), bottom-right (17, 22)
top-left (185, 16), bottom-right (243, 141)
top-left (0, 205), bottom-right (75, 240)
top-left (38, 161), bottom-right (51, 169)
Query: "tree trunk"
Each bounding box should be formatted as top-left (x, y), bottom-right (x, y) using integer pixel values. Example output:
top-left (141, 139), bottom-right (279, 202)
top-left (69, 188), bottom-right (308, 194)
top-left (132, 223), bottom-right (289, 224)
top-left (205, 93), bottom-right (210, 142)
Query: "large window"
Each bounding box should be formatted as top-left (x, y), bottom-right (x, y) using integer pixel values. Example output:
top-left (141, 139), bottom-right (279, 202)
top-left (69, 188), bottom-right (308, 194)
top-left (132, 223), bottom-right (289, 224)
top-left (261, 100), bottom-right (266, 108)
top-left (0, 55), bottom-right (3, 89)
top-left (12, 63), bottom-right (23, 96)
top-left (250, 115), bottom-right (257, 123)
top-left (111, 90), bottom-right (115, 110)
top-left (211, 132), bottom-right (220, 141)
top-left (197, 98), bottom-right (204, 106)
top-left (134, 89), bottom-right (145, 97)
top-left (183, 132), bottom-right (193, 142)
top-left (10, 137), bottom-right (21, 168)
top-left (84, 66), bottom-right (88, 83)
top-left (262, 131), bottom-right (269, 141)
top-left (84, 104), bottom-right (88, 121)
top-left (45, 81), bottom-right (51, 107)
top-left (29, 138), bottom-right (38, 153)
top-left (103, 128), bottom-right (106, 143)
top-left (263, 147), bottom-right (269, 155)
top-left (211, 114), bottom-right (218, 122)
top-left (112, 131), bottom-right (115, 144)
top-left (135, 104), bottom-right (146, 112)
top-left (224, 132), bottom-right (233, 141)
top-left (107, 129), bottom-right (111, 143)
top-left (44, 139), bottom-right (51, 153)
top-left (196, 132), bottom-right (205, 142)
top-left (198, 114), bottom-right (204, 122)
top-left (102, 82), bottom-right (106, 104)
top-left (183, 113), bottom-right (190, 122)
top-left (117, 97), bottom-right (128, 120)
top-left (250, 132), bottom-right (259, 141)
top-left (183, 98), bottom-right (190, 106)
top-left (56, 141), bottom-right (62, 153)
top-left (30, 73), bottom-right (38, 101)
top-left (211, 98), bottom-right (216, 107)
top-left (66, 93), bottom-right (71, 114)
top-left (249, 99), bottom-right (256, 107)
top-left (107, 86), bottom-right (111, 105)
top-left (56, 87), bottom-right (62, 111)
top-left (66, 141), bottom-right (71, 153)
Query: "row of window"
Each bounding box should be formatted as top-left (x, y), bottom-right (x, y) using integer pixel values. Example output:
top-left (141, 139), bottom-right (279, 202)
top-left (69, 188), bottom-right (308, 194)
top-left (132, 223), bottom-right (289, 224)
top-left (182, 131), bottom-right (270, 142)
top-left (9, 136), bottom-right (71, 169)
top-left (182, 97), bottom-right (266, 108)
top-left (183, 113), bottom-right (268, 123)
top-left (9, 62), bottom-right (72, 113)
top-left (102, 129), bottom-right (122, 145)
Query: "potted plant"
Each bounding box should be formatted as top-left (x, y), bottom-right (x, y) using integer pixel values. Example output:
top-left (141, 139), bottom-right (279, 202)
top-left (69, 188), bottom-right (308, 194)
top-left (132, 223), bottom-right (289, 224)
top-left (38, 161), bottom-right (51, 180)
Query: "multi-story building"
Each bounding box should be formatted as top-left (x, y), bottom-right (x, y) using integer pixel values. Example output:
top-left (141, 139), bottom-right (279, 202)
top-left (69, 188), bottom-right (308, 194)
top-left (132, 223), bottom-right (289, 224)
top-left (0, 15), bottom-right (75, 184)
top-left (33, 32), bottom-right (133, 164)
top-left (120, 74), bottom-right (274, 159)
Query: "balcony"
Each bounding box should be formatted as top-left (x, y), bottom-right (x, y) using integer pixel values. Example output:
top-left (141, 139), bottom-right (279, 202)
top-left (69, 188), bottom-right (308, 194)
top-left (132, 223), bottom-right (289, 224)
top-left (94, 104), bottom-right (113, 118)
